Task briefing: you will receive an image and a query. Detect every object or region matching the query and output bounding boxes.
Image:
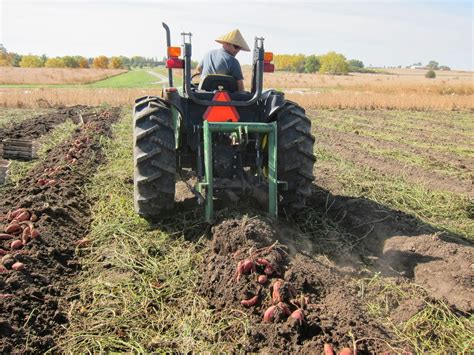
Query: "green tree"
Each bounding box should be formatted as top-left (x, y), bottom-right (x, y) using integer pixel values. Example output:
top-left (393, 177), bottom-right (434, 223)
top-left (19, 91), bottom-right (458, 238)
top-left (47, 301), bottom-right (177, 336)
top-left (119, 56), bottom-right (131, 68)
top-left (319, 51), bottom-right (349, 75)
top-left (44, 57), bottom-right (66, 68)
top-left (304, 55), bottom-right (320, 73)
top-left (19, 55), bottom-right (44, 68)
top-left (348, 59), bottom-right (364, 68)
top-left (63, 56), bottom-right (79, 68)
top-left (427, 60), bottom-right (439, 70)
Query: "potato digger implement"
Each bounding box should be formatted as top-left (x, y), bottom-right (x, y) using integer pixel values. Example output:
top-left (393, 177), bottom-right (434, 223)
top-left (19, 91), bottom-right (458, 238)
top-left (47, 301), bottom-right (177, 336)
top-left (133, 23), bottom-right (316, 223)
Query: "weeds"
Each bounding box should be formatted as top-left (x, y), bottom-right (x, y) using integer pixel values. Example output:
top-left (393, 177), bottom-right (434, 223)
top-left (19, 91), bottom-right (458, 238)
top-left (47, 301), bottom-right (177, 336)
top-left (358, 274), bottom-right (474, 353)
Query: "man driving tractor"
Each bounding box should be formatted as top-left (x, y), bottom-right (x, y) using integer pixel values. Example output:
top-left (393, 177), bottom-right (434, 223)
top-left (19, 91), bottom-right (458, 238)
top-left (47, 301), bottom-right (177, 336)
top-left (196, 29), bottom-right (250, 92)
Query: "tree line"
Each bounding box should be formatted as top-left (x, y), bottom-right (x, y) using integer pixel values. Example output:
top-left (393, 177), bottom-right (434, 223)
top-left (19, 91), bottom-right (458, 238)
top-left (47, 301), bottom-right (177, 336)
top-left (274, 52), bottom-right (370, 75)
top-left (0, 45), bottom-right (163, 69)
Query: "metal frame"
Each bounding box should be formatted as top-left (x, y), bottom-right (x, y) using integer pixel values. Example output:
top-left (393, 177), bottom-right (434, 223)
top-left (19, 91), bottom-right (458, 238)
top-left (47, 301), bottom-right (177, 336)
top-left (196, 121), bottom-right (278, 223)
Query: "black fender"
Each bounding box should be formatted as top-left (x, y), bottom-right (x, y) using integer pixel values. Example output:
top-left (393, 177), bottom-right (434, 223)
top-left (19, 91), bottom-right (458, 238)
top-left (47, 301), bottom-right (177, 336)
top-left (259, 89), bottom-right (287, 122)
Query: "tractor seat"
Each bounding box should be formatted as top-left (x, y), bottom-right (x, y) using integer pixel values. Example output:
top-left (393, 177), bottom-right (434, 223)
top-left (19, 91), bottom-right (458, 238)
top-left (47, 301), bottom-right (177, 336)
top-left (199, 74), bottom-right (238, 92)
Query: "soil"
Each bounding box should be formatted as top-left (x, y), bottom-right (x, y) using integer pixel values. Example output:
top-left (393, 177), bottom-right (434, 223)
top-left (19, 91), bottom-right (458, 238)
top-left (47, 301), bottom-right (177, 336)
top-left (0, 107), bottom-right (120, 354)
top-left (317, 126), bottom-right (473, 197)
top-left (199, 216), bottom-right (393, 353)
top-left (318, 125), bottom-right (473, 180)
top-left (301, 186), bottom-right (474, 313)
top-left (0, 106), bottom-right (93, 141)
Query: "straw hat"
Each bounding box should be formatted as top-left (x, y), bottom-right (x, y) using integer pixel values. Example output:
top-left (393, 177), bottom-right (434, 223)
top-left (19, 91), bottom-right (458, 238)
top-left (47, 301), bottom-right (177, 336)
top-left (215, 29), bottom-right (251, 52)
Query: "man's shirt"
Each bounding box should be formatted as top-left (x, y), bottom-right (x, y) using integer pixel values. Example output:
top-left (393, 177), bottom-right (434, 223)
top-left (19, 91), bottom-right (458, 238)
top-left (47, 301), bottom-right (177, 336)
top-left (199, 48), bottom-right (244, 81)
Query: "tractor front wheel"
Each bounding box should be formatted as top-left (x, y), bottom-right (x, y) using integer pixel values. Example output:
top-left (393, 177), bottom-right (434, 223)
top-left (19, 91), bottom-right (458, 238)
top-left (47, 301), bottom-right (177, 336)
top-left (276, 102), bottom-right (316, 211)
top-left (133, 97), bottom-right (176, 220)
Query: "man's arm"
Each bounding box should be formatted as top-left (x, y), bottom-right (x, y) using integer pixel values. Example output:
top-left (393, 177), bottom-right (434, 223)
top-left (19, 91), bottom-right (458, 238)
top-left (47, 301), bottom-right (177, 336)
top-left (237, 79), bottom-right (245, 92)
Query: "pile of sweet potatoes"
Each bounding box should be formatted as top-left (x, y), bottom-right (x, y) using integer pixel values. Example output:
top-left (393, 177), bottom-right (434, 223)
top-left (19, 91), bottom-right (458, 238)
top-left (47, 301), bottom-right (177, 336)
top-left (0, 208), bottom-right (40, 272)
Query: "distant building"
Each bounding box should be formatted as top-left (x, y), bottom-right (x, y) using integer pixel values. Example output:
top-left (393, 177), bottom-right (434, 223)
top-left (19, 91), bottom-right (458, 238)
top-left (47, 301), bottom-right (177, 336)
top-left (409, 65), bottom-right (426, 70)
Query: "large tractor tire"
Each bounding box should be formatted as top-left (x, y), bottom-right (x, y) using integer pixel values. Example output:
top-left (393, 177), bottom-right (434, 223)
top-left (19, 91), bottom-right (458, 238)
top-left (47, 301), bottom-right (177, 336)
top-left (133, 97), bottom-right (176, 220)
top-left (276, 102), bottom-right (316, 210)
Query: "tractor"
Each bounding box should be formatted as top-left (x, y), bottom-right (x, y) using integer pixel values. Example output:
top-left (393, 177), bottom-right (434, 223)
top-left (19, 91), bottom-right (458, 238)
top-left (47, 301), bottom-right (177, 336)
top-left (133, 23), bottom-right (315, 223)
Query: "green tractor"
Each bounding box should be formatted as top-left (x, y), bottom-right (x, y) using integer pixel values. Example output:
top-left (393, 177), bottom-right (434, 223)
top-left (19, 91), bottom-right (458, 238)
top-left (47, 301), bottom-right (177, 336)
top-left (133, 23), bottom-right (315, 223)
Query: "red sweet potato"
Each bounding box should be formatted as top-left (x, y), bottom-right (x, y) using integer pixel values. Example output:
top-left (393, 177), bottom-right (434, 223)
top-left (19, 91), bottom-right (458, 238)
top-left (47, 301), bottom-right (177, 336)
top-left (272, 279), bottom-right (283, 303)
top-left (257, 275), bottom-right (268, 284)
top-left (5, 223), bottom-right (22, 235)
top-left (10, 240), bottom-right (23, 250)
top-left (0, 233), bottom-right (13, 240)
top-left (278, 302), bottom-right (291, 316)
top-left (324, 344), bottom-right (335, 355)
top-left (290, 309), bottom-right (304, 325)
top-left (14, 210), bottom-right (30, 222)
top-left (263, 305), bottom-right (277, 322)
top-left (241, 294), bottom-right (259, 307)
top-left (11, 262), bottom-right (25, 271)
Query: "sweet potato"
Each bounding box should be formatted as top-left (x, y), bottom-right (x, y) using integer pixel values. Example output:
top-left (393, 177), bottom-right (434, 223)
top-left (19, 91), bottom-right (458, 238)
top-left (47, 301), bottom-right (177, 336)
top-left (290, 309), bottom-right (304, 325)
top-left (278, 302), bottom-right (291, 316)
top-left (10, 208), bottom-right (26, 220)
top-left (14, 210), bottom-right (30, 222)
top-left (10, 240), bottom-right (23, 250)
top-left (30, 213), bottom-right (38, 222)
top-left (263, 305), bottom-right (277, 322)
top-left (31, 230), bottom-right (40, 239)
top-left (11, 262), bottom-right (25, 271)
top-left (241, 294), bottom-right (259, 307)
top-left (5, 223), bottom-right (22, 235)
top-left (264, 264), bottom-right (275, 276)
top-left (257, 275), bottom-right (268, 284)
top-left (236, 259), bottom-right (255, 281)
top-left (0, 294), bottom-right (14, 299)
top-left (255, 258), bottom-right (271, 266)
top-left (21, 227), bottom-right (31, 244)
top-left (0, 233), bottom-right (14, 240)
top-left (272, 279), bottom-right (283, 303)
top-left (339, 349), bottom-right (353, 355)
top-left (0, 249), bottom-right (8, 256)
top-left (324, 344), bottom-right (335, 355)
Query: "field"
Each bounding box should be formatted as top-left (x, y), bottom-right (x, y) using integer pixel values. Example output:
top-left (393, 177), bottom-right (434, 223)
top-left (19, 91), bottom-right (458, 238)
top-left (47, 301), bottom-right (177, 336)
top-left (0, 67), bottom-right (472, 353)
top-left (0, 67), bottom-right (127, 85)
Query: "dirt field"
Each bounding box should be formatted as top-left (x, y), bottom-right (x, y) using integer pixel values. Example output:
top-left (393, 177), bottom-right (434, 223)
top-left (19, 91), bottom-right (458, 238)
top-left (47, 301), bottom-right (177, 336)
top-left (0, 102), bottom-right (472, 353)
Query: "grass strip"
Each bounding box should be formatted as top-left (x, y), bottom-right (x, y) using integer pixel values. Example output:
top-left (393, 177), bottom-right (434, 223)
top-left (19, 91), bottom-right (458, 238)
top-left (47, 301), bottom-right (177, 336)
top-left (358, 274), bottom-right (474, 353)
top-left (316, 147), bottom-right (473, 239)
top-left (57, 108), bottom-right (247, 353)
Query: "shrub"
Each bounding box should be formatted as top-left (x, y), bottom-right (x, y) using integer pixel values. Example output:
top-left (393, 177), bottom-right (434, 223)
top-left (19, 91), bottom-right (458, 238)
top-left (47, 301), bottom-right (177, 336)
top-left (425, 70), bottom-right (436, 79)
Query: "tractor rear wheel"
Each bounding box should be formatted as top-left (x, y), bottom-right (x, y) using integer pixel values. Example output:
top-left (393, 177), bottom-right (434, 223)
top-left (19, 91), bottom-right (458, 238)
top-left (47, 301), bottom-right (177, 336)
top-left (133, 97), bottom-right (176, 220)
top-left (276, 102), bottom-right (316, 210)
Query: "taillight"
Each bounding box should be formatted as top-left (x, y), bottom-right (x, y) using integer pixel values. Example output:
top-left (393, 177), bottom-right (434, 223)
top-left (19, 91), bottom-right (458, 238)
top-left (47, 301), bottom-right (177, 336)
top-left (166, 58), bottom-right (184, 69)
top-left (264, 51), bottom-right (274, 72)
top-left (264, 63), bottom-right (275, 73)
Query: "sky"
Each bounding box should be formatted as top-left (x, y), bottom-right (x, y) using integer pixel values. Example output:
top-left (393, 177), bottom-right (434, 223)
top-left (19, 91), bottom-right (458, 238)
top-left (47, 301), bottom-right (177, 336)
top-left (0, 0), bottom-right (473, 70)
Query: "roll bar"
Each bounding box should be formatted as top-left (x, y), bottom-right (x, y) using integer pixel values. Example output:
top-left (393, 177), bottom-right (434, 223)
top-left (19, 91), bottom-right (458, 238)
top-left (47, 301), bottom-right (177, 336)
top-left (184, 37), bottom-right (265, 107)
top-left (162, 22), bottom-right (264, 107)
top-left (162, 22), bottom-right (173, 87)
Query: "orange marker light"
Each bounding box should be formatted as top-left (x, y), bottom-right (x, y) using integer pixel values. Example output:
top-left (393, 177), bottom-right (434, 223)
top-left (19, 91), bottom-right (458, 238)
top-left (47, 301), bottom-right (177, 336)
top-left (264, 52), bottom-right (273, 62)
top-left (167, 46), bottom-right (181, 57)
